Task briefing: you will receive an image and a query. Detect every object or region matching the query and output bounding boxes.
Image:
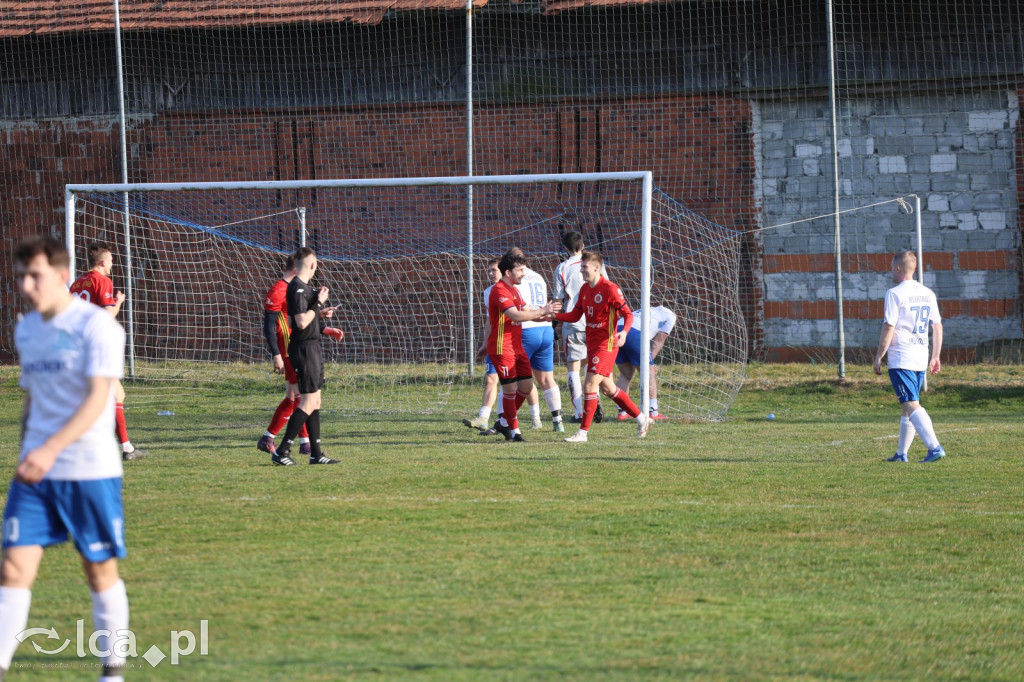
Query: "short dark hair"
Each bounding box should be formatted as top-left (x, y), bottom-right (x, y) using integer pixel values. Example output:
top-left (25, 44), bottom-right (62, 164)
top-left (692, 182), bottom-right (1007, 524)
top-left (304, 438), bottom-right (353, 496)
top-left (15, 236), bottom-right (70, 269)
top-left (580, 250), bottom-right (603, 267)
top-left (293, 246), bottom-right (316, 268)
top-left (87, 242), bottom-right (111, 267)
top-left (562, 230), bottom-right (583, 254)
top-left (487, 257), bottom-right (500, 267)
top-left (498, 248), bottom-right (527, 277)
top-left (283, 253), bottom-right (296, 272)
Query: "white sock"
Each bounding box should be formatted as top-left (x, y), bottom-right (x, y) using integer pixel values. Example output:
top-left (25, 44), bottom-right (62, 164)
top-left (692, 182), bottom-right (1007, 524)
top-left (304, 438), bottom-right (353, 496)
top-left (298, 437), bottom-right (310, 445)
top-left (0, 586), bottom-right (32, 669)
top-left (897, 416), bottom-right (916, 455)
top-left (478, 405), bottom-right (492, 420)
top-left (568, 371), bottom-right (583, 417)
top-left (120, 441), bottom-right (133, 453)
top-left (263, 430), bottom-right (274, 438)
top-left (542, 387), bottom-right (562, 420)
top-left (91, 580), bottom-right (130, 673)
top-left (530, 403), bottom-right (541, 421)
top-left (908, 407), bottom-right (940, 450)
top-left (650, 398), bottom-right (659, 414)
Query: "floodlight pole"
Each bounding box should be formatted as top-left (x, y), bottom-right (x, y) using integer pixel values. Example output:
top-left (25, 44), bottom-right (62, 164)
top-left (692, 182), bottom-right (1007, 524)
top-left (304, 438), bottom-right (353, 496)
top-left (465, 0), bottom-right (476, 378)
top-left (826, 0), bottom-right (845, 380)
top-left (113, 0), bottom-right (136, 378)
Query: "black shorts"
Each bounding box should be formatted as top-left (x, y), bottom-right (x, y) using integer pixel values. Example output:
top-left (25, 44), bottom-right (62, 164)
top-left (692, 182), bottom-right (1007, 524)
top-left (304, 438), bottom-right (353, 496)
top-left (288, 340), bottom-right (325, 395)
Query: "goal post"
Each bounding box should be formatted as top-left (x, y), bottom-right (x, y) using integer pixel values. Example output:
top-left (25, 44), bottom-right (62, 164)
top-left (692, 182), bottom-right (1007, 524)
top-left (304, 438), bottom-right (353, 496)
top-left (65, 172), bottom-right (747, 419)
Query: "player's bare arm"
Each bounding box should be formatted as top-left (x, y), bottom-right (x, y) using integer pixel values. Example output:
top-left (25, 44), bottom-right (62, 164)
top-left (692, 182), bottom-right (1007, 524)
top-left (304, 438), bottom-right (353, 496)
top-left (503, 299), bottom-right (561, 323)
top-left (108, 290), bottom-right (126, 318)
top-left (17, 375), bottom-right (113, 484)
top-left (873, 323), bottom-right (895, 374)
top-left (929, 322), bottom-right (943, 374)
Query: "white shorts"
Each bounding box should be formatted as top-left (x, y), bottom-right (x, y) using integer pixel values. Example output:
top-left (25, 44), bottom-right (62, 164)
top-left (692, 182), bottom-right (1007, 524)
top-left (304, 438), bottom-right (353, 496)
top-left (564, 329), bottom-right (588, 362)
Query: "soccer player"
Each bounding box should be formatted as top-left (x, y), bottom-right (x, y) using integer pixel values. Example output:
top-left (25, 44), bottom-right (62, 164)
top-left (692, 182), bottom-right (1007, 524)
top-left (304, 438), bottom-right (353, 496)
top-left (272, 247), bottom-right (342, 466)
top-left (517, 260), bottom-right (565, 432)
top-left (873, 251), bottom-right (946, 463)
top-left (257, 254), bottom-right (344, 458)
top-left (487, 249), bottom-right (561, 442)
top-left (614, 305), bottom-right (677, 421)
top-left (69, 242), bottom-right (145, 462)
top-left (1, 237), bottom-right (131, 682)
top-left (554, 251), bottom-right (652, 443)
top-left (553, 230), bottom-right (607, 424)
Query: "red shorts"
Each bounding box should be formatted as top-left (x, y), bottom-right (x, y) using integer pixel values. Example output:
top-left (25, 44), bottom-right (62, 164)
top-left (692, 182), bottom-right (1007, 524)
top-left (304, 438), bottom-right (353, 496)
top-left (586, 348), bottom-right (617, 377)
top-left (489, 351), bottom-right (533, 383)
top-left (283, 354), bottom-right (298, 385)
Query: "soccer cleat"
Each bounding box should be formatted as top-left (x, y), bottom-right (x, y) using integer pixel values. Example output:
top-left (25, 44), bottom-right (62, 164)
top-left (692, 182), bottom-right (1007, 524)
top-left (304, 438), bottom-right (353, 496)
top-left (553, 420), bottom-right (565, 433)
top-left (257, 435), bottom-right (277, 455)
top-left (122, 448), bottom-right (148, 462)
top-left (493, 420), bottom-right (513, 440)
top-left (299, 442), bottom-right (312, 456)
top-left (919, 446), bottom-right (946, 463)
top-left (887, 452), bottom-right (908, 462)
top-left (309, 454), bottom-right (341, 464)
top-left (478, 426), bottom-right (499, 436)
top-left (650, 413), bottom-right (669, 422)
top-left (567, 415), bottom-right (583, 424)
top-left (531, 418), bottom-right (543, 430)
top-left (463, 416), bottom-right (490, 430)
top-left (510, 433), bottom-right (526, 443)
top-left (594, 403), bottom-right (604, 423)
top-left (637, 415), bottom-right (652, 439)
top-left (271, 452), bottom-right (297, 466)
top-left (564, 430), bottom-right (589, 443)
top-left (617, 412), bottom-right (630, 421)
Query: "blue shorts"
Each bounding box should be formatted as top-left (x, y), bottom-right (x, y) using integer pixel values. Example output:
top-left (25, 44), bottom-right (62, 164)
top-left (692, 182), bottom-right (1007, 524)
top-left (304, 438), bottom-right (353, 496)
top-left (2, 478), bottom-right (126, 562)
top-left (484, 356), bottom-right (496, 376)
top-left (889, 369), bottom-right (925, 404)
top-left (521, 326), bottom-right (554, 373)
top-left (614, 328), bottom-right (654, 367)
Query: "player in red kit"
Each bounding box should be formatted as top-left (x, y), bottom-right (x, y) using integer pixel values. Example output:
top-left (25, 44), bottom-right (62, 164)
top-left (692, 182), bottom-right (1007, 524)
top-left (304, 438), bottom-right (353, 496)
top-left (486, 248), bottom-right (561, 442)
top-left (554, 251), bottom-right (651, 442)
top-left (69, 242), bottom-right (147, 461)
top-left (257, 254), bottom-right (343, 459)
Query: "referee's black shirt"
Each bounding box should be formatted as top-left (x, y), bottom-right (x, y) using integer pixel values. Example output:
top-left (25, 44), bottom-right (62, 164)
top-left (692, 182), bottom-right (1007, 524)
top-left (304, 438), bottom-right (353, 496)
top-left (286, 277), bottom-right (321, 344)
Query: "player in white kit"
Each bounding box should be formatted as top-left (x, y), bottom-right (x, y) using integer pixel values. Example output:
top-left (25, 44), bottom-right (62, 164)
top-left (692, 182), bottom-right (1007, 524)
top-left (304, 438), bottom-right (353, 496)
top-left (873, 251), bottom-right (946, 463)
top-left (1, 237), bottom-right (131, 681)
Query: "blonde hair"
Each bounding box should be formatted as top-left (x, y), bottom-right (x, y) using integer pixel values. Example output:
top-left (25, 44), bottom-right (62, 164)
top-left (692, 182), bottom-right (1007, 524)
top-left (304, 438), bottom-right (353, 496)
top-left (894, 251), bottom-right (917, 274)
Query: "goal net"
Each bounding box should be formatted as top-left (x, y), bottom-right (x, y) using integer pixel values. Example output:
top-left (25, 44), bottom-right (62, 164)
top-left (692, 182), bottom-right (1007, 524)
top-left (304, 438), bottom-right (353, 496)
top-left (66, 173), bottom-right (747, 420)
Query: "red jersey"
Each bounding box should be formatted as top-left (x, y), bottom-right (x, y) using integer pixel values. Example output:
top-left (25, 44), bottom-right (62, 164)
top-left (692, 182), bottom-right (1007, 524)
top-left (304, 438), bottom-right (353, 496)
top-left (69, 270), bottom-right (116, 308)
top-left (487, 280), bottom-right (526, 358)
top-left (555, 276), bottom-right (633, 352)
top-left (263, 278), bottom-right (292, 355)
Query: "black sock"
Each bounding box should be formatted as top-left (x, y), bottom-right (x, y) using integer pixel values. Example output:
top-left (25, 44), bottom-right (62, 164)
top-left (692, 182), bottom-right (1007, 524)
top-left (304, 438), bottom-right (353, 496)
top-left (280, 408), bottom-right (310, 452)
top-left (306, 409), bottom-right (322, 458)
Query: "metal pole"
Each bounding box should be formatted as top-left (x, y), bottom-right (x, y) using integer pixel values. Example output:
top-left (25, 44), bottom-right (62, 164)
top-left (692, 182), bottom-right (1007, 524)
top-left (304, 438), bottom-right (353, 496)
top-left (465, 0), bottom-right (476, 378)
top-left (113, 0), bottom-right (135, 378)
top-left (639, 172), bottom-right (654, 417)
top-left (826, 0), bottom-right (845, 379)
top-left (298, 207), bottom-right (307, 247)
top-left (916, 195), bottom-right (927, 391)
top-left (65, 189), bottom-right (77, 282)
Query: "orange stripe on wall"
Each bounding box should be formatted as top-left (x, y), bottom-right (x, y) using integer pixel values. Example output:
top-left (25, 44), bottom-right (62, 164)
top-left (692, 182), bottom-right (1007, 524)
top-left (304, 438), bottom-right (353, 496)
top-left (764, 299), bottom-right (1019, 320)
top-left (764, 251), bottom-right (1014, 274)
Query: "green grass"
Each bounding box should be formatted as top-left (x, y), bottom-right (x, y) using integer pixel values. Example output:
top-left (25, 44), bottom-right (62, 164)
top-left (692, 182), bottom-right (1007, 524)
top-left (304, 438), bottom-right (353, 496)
top-left (0, 364), bottom-right (1022, 680)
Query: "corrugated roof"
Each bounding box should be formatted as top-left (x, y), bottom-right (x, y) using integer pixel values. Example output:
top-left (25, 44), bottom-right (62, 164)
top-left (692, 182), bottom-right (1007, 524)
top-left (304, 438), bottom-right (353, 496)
top-left (0, 0), bottom-right (489, 37)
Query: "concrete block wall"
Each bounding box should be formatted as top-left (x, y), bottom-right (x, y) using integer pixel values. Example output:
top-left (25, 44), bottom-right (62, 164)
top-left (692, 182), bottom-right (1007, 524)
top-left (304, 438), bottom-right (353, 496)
top-left (755, 91), bottom-right (1023, 360)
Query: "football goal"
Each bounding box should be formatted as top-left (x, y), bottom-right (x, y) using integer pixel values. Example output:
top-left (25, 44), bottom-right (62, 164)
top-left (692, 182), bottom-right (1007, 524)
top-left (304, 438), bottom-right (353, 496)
top-left (65, 172), bottom-right (747, 419)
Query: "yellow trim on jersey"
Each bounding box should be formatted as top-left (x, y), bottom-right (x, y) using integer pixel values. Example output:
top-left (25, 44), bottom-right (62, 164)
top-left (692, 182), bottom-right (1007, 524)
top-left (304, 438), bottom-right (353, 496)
top-left (496, 313), bottom-right (506, 355)
top-left (278, 311), bottom-right (291, 350)
top-left (607, 309), bottom-right (618, 352)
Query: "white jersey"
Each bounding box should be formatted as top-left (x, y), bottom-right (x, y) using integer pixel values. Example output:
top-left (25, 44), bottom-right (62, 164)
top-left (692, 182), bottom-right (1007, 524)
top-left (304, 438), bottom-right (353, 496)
top-left (619, 306), bottom-right (677, 335)
top-left (883, 279), bottom-right (941, 371)
top-left (553, 254), bottom-right (607, 334)
top-left (482, 283), bottom-right (494, 310)
top-left (516, 266), bottom-right (550, 330)
top-left (16, 297), bottom-right (126, 481)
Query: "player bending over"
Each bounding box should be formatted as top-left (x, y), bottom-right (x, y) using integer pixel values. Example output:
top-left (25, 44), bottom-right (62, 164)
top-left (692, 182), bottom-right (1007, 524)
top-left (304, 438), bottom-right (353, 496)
top-left (69, 242), bottom-right (146, 462)
top-left (487, 249), bottom-right (561, 442)
top-left (1, 237), bottom-right (131, 682)
top-left (272, 247), bottom-right (342, 466)
top-left (615, 305), bottom-right (677, 421)
top-left (873, 251), bottom-right (946, 463)
top-left (554, 251), bottom-right (652, 443)
top-left (257, 254), bottom-right (343, 458)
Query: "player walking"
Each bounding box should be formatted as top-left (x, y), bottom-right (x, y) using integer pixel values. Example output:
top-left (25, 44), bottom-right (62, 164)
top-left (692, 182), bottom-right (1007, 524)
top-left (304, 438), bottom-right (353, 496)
top-left (69, 242), bottom-right (145, 461)
top-left (517, 263), bottom-right (565, 432)
top-left (554, 251), bottom-right (651, 443)
top-left (487, 249), bottom-right (561, 442)
top-left (257, 254), bottom-right (344, 458)
top-left (272, 247), bottom-right (342, 466)
top-left (1, 237), bottom-right (131, 681)
top-left (615, 305), bottom-right (677, 421)
top-left (873, 251), bottom-right (946, 463)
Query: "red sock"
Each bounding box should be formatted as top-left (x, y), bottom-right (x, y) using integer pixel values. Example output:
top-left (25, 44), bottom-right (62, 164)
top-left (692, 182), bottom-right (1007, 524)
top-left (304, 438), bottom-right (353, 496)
top-left (268, 398), bottom-right (295, 435)
top-left (115, 403), bottom-right (129, 444)
top-left (581, 393), bottom-right (599, 430)
top-left (610, 389), bottom-right (641, 418)
top-left (515, 390), bottom-right (530, 411)
top-left (293, 397), bottom-right (309, 438)
top-left (501, 392), bottom-right (519, 431)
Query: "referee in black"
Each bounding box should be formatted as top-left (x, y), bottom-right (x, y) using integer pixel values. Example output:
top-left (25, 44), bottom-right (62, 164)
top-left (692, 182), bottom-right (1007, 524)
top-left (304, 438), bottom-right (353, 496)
top-left (274, 246), bottom-right (341, 465)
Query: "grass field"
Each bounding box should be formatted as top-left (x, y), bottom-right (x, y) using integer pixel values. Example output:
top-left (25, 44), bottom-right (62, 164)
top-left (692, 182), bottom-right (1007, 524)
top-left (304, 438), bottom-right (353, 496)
top-left (1, 363), bottom-right (1022, 680)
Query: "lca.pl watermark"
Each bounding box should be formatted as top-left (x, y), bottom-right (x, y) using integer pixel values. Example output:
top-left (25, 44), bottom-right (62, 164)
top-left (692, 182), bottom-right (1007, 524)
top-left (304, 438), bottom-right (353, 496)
top-left (16, 620), bottom-right (208, 668)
